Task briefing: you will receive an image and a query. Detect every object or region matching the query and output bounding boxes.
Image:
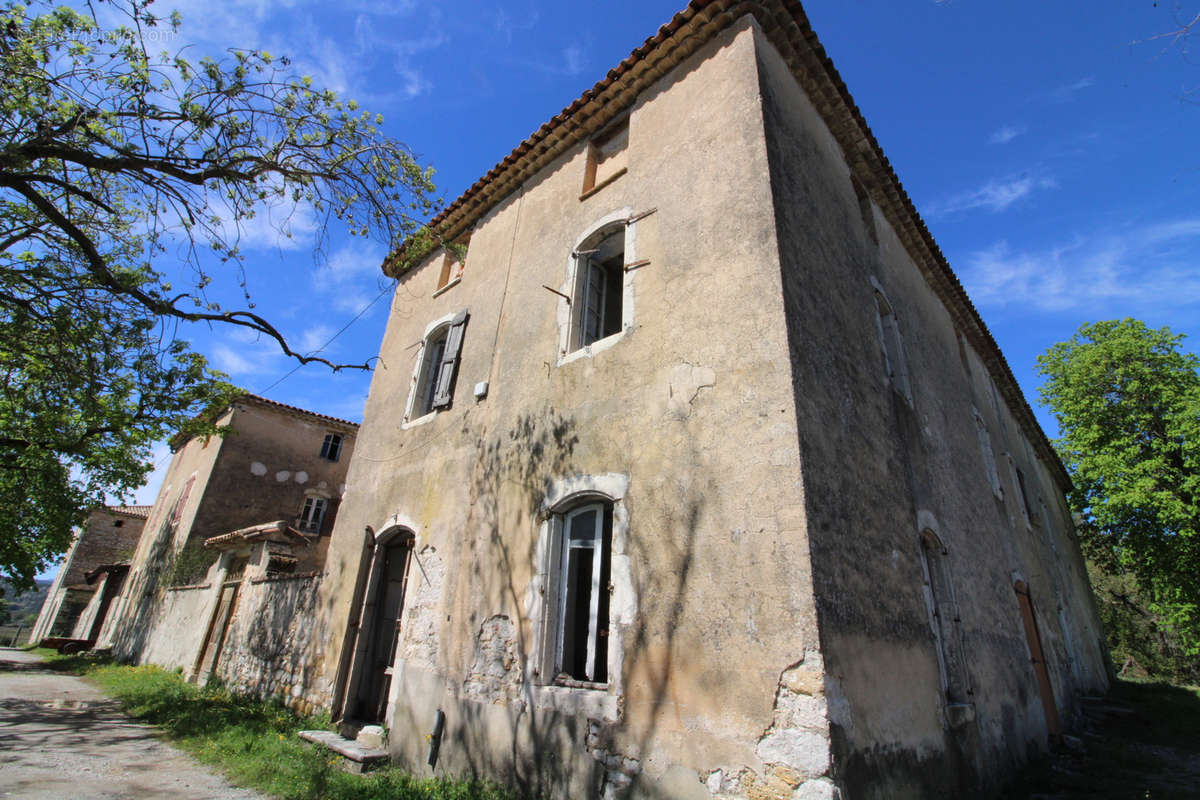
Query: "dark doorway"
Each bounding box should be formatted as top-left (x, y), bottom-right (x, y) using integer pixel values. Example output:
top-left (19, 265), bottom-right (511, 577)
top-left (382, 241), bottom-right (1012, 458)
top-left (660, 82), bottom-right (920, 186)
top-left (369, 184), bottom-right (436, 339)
top-left (86, 567), bottom-right (129, 641)
top-left (355, 533), bottom-right (414, 722)
top-left (1015, 580), bottom-right (1061, 736)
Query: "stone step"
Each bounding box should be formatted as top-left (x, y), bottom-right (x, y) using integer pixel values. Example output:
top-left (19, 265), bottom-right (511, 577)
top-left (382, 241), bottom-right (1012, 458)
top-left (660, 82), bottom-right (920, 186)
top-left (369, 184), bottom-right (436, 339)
top-left (299, 730), bottom-right (389, 774)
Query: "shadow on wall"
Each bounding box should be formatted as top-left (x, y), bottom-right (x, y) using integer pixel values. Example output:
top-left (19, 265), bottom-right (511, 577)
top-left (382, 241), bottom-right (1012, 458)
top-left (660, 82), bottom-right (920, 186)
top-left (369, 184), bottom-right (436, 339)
top-left (217, 574), bottom-right (326, 712)
top-left (107, 516), bottom-right (179, 662)
top-left (387, 407), bottom-right (707, 799)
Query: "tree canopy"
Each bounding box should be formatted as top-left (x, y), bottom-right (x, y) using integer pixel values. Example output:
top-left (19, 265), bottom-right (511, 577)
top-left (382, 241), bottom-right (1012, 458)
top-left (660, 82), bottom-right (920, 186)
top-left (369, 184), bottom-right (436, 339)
top-left (0, 0), bottom-right (441, 588)
top-left (1037, 319), bottom-right (1200, 655)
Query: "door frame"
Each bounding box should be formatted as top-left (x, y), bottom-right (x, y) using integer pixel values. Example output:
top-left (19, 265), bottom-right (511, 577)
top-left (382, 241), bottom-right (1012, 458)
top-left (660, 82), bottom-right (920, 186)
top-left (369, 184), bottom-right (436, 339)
top-left (337, 526), bottom-right (416, 724)
top-left (1014, 579), bottom-right (1062, 736)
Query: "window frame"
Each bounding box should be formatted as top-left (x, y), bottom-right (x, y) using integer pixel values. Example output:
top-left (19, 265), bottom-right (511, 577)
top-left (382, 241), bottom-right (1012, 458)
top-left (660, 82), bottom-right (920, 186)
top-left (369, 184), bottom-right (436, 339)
top-left (434, 238), bottom-right (469, 293)
top-left (871, 283), bottom-right (913, 405)
top-left (298, 496), bottom-right (328, 535)
top-left (403, 310), bottom-right (469, 426)
top-left (581, 117), bottom-right (629, 196)
top-left (320, 432), bottom-right (343, 462)
top-left (555, 210), bottom-right (637, 366)
top-left (917, 527), bottom-right (974, 713)
top-left (973, 407), bottom-right (1005, 500)
top-left (529, 474), bottom-right (630, 722)
top-left (553, 502), bottom-right (613, 685)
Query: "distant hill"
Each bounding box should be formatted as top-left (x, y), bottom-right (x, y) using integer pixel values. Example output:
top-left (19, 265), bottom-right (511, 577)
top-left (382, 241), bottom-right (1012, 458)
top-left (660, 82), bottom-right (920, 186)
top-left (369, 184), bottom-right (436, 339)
top-left (0, 579), bottom-right (51, 626)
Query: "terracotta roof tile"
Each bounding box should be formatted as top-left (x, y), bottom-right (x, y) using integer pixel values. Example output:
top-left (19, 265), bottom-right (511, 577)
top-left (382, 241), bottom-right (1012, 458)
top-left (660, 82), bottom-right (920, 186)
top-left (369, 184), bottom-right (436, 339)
top-left (106, 505), bottom-right (152, 519)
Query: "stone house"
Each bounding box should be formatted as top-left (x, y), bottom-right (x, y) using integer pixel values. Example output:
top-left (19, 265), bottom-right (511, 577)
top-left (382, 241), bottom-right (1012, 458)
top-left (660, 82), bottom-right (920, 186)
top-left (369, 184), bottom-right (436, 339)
top-left (98, 394), bottom-right (357, 708)
top-left (317, 1), bottom-right (1106, 797)
top-left (30, 505), bottom-right (149, 645)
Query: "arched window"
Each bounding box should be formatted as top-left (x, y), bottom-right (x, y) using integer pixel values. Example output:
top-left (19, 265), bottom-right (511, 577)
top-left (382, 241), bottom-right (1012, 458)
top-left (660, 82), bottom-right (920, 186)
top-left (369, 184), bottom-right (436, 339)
top-left (554, 501), bottom-right (613, 684)
top-left (873, 287), bottom-right (912, 403)
top-left (406, 311), bottom-right (468, 421)
top-left (918, 530), bottom-right (971, 705)
top-left (572, 226), bottom-right (625, 351)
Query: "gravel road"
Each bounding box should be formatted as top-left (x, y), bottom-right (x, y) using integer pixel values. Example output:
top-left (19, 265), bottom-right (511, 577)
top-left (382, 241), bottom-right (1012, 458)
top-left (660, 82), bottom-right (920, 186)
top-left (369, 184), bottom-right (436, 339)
top-left (0, 648), bottom-right (267, 799)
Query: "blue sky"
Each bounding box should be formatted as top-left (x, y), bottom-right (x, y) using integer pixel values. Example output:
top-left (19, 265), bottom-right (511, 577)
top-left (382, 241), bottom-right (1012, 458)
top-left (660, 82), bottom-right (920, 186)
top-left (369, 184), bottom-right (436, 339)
top-left (118, 0), bottom-right (1200, 505)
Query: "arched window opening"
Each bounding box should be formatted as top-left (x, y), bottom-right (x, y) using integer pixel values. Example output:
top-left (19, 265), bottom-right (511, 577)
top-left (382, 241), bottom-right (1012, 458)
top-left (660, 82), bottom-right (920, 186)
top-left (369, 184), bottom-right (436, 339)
top-left (554, 500), bottom-right (613, 684)
top-left (874, 289), bottom-right (912, 403)
top-left (919, 530), bottom-right (971, 705)
top-left (573, 227), bottom-right (625, 351)
top-left (407, 311), bottom-right (468, 421)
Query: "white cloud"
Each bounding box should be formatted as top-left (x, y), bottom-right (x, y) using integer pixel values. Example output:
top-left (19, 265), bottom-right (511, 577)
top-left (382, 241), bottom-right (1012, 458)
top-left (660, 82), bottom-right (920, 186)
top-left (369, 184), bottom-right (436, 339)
top-left (212, 344), bottom-right (259, 375)
top-left (988, 125), bottom-right (1026, 145)
top-left (211, 339), bottom-right (287, 376)
top-left (312, 240), bottom-right (391, 314)
top-left (299, 324), bottom-right (336, 354)
top-left (562, 44), bottom-right (585, 76)
top-left (1047, 76), bottom-right (1095, 102)
top-left (927, 175), bottom-right (1058, 217)
top-left (958, 218), bottom-right (1200, 313)
top-left (494, 7), bottom-right (540, 44)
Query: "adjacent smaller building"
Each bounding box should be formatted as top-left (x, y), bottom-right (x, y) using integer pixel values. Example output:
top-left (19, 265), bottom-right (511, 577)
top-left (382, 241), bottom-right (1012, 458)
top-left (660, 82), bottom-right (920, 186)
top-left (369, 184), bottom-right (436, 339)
top-left (92, 394), bottom-right (357, 711)
top-left (30, 505), bottom-right (149, 645)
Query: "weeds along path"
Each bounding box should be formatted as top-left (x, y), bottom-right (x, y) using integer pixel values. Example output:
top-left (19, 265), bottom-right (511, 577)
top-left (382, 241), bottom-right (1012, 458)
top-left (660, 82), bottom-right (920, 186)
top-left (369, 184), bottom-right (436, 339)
top-left (0, 648), bottom-right (266, 800)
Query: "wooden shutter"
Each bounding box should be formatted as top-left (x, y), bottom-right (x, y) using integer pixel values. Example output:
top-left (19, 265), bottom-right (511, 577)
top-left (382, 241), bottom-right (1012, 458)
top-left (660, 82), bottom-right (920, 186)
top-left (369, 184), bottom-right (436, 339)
top-left (431, 310), bottom-right (468, 409)
top-left (171, 477), bottom-right (195, 525)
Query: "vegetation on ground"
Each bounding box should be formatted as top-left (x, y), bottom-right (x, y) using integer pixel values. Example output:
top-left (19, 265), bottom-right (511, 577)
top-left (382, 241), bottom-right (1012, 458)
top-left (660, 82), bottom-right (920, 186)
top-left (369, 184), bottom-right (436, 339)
top-left (34, 652), bottom-right (519, 800)
top-left (1008, 678), bottom-right (1200, 799)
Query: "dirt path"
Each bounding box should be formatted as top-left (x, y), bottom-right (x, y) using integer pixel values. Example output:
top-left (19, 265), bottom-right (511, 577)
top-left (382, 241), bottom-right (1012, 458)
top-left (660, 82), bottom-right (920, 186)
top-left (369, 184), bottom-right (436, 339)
top-left (0, 648), bottom-right (266, 800)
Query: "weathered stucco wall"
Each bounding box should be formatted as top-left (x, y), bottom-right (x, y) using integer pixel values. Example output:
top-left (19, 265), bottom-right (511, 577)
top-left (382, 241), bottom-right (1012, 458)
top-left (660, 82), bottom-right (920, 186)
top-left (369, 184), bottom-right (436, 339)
top-left (103, 400), bottom-right (357, 669)
top-left (214, 573), bottom-right (330, 715)
top-left (753, 23), bottom-right (1107, 799)
top-left (101, 411), bottom-right (230, 658)
top-left (138, 583), bottom-right (215, 672)
top-left (191, 401), bottom-right (357, 555)
top-left (31, 509), bottom-right (145, 643)
top-left (312, 17), bottom-right (832, 800)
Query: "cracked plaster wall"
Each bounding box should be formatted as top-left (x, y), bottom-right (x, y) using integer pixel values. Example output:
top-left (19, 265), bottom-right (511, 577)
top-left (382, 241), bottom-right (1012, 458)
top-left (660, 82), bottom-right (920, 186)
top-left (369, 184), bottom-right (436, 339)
top-left (313, 17), bottom-right (828, 800)
top-left (756, 19), bottom-right (1109, 798)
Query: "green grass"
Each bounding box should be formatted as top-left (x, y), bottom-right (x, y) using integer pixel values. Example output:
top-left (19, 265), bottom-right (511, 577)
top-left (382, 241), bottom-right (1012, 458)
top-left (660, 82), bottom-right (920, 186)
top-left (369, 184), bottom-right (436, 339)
top-left (38, 653), bottom-right (519, 800)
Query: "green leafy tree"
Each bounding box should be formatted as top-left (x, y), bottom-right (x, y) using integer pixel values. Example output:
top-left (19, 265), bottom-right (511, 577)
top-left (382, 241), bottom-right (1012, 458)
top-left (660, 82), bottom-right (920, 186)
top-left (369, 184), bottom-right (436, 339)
top-left (1037, 319), bottom-right (1200, 655)
top-left (0, 0), bottom-right (440, 588)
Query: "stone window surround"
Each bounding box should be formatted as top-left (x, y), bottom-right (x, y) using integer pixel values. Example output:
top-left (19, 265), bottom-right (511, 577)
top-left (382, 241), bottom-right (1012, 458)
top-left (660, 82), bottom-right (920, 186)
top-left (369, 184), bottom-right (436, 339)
top-left (555, 208), bottom-right (638, 367)
top-left (869, 276), bottom-right (913, 406)
top-left (527, 473), bottom-right (634, 722)
top-left (402, 312), bottom-right (462, 428)
top-left (915, 510), bottom-right (976, 728)
top-left (973, 405), bottom-right (1005, 501)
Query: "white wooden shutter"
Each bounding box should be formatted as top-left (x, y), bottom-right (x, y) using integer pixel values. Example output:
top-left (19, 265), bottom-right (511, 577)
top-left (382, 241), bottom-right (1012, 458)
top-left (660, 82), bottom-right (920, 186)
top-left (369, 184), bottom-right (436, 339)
top-left (431, 310), bottom-right (468, 409)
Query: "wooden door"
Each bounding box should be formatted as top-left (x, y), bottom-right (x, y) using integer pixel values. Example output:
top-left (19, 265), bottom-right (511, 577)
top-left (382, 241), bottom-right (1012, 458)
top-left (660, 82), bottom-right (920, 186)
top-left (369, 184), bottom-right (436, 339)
top-left (1015, 581), bottom-right (1061, 735)
top-left (356, 537), bottom-right (413, 722)
top-left (195, 579), bottom-right (240, 683)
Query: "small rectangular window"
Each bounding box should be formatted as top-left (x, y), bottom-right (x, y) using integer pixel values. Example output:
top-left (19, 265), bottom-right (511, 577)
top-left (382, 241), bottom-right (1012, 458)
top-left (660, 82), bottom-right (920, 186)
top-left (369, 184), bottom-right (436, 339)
top-left (298, 497), bottom-right (328, 535)
top-left (320, 433), bottom-right (343, 462)
top-left (435, 240), bottom-right (468, 291)
top-left (582, 119), bottom-right (628, 195)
